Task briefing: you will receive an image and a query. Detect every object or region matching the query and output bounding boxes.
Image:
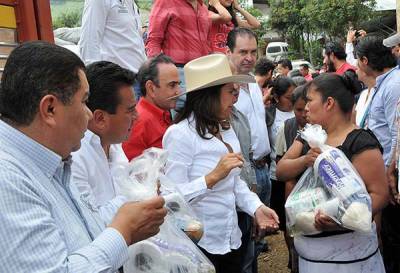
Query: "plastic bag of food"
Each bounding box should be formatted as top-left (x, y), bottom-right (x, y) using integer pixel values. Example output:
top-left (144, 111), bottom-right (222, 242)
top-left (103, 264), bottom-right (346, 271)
top-left (111, 148), bottom-right (213, 272)
top-left (124, 215), bottom-right (214, 273)
top-left (285, 168), bottom-right (339, 235)
top-left (285, 124), bottom-right (372, 236)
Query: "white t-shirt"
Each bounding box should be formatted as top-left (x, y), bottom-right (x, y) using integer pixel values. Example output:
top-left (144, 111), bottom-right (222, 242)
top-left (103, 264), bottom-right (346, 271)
top-left (79, 0), bottom-right (146, 73)
top-left (269, 108), bottom-right (294, 180)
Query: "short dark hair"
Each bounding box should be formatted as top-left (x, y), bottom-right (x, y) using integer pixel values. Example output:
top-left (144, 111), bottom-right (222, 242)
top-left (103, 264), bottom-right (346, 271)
top-left (0, 41), bottom-right (85, 126)
top-left (356, 36), bottom-right (397, 72)
top-left (227, 27), bottom-right (258, 52)
top-left (270, 76), bottom-right (295, 98)
top-left (300, 63), bottom-right (309, 70)
top-left (306, 73), bottom-right (359, 114)
top-left (325, 42), bottom-right (346, 60)
top-left (174, 85), bottom-right (223, 139)
top-left (85, 61), bottom-right (135, 114)
top-left (277, 59), bottom-right (293, 70)
top-left (137, 53), bottom-right (174, 96)
top-left (255, 57), bottom-right (275, 76)
top-left (291, 84), bottom-right (307, 104)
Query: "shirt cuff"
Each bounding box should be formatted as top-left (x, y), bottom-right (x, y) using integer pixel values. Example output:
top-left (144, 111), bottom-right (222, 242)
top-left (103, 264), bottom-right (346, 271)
top-left (179, 176), bottom-right (208, 201)
top-left (92, 227), bottom-right (129, 271)
top-left (248, 197), bottom-right (263, 216)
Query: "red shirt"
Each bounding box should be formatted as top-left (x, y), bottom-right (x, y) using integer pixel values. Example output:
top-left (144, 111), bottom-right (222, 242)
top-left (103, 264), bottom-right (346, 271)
top-left (122, 98), bottom-right (172, 161)
top-left (146, 0), bottom-right (211, 64)
top-left (209, 20), bottom-right (234, 53)
top-left (335, 62), bottom-right (357, 75)
top-left (304, 73), bottom-right (313, 81)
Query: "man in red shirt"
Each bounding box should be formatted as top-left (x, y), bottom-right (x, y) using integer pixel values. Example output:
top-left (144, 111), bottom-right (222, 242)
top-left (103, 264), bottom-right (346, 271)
top-left (324, 41), bottom-right (363, 93)
top-left (122, 54), bottom-right (181, 160)
top-left (299, 63), bottom-right (313, 81)
top-left (146, 0), bottom-right (211, 64)
top-left (324, 41), bottom-right (357, 75)
top-left (146, 0), bottom-right (211, 112)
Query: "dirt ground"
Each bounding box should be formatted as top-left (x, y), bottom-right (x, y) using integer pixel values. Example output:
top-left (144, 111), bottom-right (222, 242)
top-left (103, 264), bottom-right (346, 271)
top-left (258, 232), bottom-right (291, 273)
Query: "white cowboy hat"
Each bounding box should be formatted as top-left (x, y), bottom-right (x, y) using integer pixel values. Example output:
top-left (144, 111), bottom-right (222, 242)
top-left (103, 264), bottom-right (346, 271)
top-left (169, 54), bottom-right (255, 99)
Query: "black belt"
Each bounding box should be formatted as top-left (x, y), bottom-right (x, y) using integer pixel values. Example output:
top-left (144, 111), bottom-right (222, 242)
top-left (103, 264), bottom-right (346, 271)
top-left (252, 155), bottom-right (270, 168)
top-left (299, 247), bottom-right (379, 264)
top-left (304, 229), bottom-right (353, 238)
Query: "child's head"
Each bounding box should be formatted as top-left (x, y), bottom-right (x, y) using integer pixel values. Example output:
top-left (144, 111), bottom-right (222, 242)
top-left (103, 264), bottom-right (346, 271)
top-left (270, 76), bottom-right (295, 112)
top-left (291, 84), bottom-right (307, 128)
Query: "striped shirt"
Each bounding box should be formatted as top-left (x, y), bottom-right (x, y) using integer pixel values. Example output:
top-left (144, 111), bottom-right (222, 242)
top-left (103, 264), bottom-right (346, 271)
top-left (0, 120), bottom-right (128, 272)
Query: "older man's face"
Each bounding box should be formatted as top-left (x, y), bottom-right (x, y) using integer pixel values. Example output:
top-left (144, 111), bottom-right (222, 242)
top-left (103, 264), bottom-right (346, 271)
top-left (227, 35), bottom-right (258, 75)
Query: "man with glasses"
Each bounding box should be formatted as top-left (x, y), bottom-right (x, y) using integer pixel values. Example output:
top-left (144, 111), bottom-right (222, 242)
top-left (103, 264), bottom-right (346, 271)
top-left (123, 54), bottom-right (181, 161)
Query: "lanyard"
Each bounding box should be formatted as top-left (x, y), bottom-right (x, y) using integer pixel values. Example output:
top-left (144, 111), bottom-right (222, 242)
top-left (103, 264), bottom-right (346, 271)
top-left (359, 68), bottom-right (395, 129)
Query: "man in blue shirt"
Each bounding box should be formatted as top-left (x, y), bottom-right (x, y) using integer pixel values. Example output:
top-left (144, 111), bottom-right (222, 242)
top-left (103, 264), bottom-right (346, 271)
top-left (0, 41), bottom-right (167, 272)
top-left (356, 36), bottom-right (400, 273)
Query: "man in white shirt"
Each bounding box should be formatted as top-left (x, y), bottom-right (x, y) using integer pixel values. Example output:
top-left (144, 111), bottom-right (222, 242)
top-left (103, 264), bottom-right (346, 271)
top-left (79, 0), bottom-right (146, 99)
top-left (72, 61), bottom-right (138, 224)
top-left (227, 27), bottom-right (272, 272)
top-left (227, 27), bottom-right (271, 206)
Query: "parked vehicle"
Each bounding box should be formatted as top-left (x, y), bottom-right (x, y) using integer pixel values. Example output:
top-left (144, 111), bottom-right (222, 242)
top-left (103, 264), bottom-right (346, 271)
top-left (265, 42), bottom-right (288, 61)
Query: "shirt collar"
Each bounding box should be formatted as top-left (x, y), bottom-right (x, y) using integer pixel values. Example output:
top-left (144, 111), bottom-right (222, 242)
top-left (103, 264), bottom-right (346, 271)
top-left (139, 98), bottom-right (171, 123)
top-left (85, 129), bottom-right (102, 146)
top-left (0, 120), bottom-right (63, 178)
top-left (376, 66), bottom-right (398, 87)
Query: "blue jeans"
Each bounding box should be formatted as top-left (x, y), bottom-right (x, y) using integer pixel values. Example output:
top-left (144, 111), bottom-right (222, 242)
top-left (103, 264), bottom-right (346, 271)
top-left (255, 164), bottom-right (271, 206)
top-left (253, 164), bottom-right (271, 272)
top-left (237, 211), bottom-right (255, 273)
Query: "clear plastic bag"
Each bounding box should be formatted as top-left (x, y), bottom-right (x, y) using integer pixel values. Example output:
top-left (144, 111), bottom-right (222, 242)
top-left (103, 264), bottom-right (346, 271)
top-left (124, 216), bottom-right (214, 273)
top-left (285, 124), bottom-right (372, 236)
top-left (111, 148), bottom-right (214, 273)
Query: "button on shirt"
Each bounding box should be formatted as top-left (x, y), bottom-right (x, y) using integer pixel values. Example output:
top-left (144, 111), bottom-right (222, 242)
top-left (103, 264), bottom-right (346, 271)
top-left (123, 98), bottom-right (172, 161)
top-left (79, 0), bottom-right (146, 73)
top-left (71, 130), bottom-right (127, 224)
top-left (367, 66), bottom-right (400, 165)
top-left (162, 117), bottom-right (262, 255)
top-left (235, 82), bottom-right (271, 160)
top-left (0, 121), bottom-right (128, 272)
top-left (146, 0), bottom-right (211, 64)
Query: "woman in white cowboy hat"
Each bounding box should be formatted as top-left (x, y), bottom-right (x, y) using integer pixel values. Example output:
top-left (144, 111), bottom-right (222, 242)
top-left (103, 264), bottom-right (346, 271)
top-left (162, 54), bottom-right (279, 273)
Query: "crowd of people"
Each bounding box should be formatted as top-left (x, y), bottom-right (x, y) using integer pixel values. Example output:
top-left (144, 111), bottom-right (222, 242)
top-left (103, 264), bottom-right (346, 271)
top-left (1, 0), bottom-right (400, 273)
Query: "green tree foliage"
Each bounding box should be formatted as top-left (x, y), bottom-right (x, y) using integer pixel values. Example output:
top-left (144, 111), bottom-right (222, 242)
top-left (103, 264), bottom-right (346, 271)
top-left (268, 0), bottom-right (376, 63)
top-left (52, 9), bottom-right (82, 29)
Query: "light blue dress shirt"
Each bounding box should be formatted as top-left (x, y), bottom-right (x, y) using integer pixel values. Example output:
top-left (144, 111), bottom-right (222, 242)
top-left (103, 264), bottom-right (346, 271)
top-left (0, 120), bottom-right (128, 272)
top-left (367, 66), bottom-right (400, 165)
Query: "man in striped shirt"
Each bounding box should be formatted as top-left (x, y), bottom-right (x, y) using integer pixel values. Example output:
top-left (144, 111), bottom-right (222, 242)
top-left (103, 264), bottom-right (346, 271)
top-left (0, 41), bottom-right (166, 272)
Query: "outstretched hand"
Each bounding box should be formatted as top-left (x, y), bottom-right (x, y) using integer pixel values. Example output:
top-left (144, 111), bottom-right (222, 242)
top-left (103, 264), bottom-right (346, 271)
top-left (254, 205), bottom-right (280, 235)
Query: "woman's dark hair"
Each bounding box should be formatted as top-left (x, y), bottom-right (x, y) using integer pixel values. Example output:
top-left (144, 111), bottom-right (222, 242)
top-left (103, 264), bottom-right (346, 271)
top-left (307, 73), bottom-right (360, 114)
top-left (291, 84), bottom-right (307, 105)
top-left (355, 36), bottom-right (397, 72)
top-left (209, 4), bottom-right (238, 27)
top-left (174, 85), bottom-right (223, 139)
top-left (270, 76), bottom-right (295, 99)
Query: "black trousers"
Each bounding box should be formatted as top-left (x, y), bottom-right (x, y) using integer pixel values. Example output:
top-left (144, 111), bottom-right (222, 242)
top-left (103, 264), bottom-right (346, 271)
top-left (199, 246), bottom-right (242, 273)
